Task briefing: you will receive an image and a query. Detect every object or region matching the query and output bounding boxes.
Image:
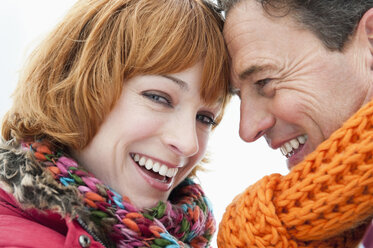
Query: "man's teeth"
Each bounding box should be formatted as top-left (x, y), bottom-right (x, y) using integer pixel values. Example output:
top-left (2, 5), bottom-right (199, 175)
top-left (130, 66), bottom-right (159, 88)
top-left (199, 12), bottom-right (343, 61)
top-left (133, 154), bottom-right (178, 178)
top-left (280, 134), bottom-right (307, 157)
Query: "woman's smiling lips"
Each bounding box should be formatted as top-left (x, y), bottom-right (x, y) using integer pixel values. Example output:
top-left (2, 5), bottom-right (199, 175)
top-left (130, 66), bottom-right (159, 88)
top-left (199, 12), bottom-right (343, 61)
top-left (130, 153), bottom-right (179, 191)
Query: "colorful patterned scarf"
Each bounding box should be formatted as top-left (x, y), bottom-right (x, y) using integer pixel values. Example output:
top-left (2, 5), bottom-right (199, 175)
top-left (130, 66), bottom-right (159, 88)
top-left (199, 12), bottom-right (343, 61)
top-left (24, 141), bottom-right (215, 248)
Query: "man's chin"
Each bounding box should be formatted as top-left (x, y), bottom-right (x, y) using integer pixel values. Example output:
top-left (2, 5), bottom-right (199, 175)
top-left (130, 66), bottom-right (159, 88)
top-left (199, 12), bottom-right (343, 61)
top-left (286, 154), bottom-right (303, 171)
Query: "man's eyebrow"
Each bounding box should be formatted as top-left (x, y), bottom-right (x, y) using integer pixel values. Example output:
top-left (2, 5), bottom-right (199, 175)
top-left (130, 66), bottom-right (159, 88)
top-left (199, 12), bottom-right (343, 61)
top-left (161, 75), bottom-right (188, 91)
top-left (238, 64), bottom-right (273, 81)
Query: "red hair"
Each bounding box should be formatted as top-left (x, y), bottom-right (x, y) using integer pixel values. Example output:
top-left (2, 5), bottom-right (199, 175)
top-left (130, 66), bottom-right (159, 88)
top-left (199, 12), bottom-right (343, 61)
top-left (2, 0), bottom-right (230, 150)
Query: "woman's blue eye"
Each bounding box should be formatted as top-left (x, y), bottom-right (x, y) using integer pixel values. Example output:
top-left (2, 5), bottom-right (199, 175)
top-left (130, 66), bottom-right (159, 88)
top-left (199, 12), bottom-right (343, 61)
top-left (143, 92), bottom-right (172, 106)
top-left (196, 114), bottom-right (216, 126)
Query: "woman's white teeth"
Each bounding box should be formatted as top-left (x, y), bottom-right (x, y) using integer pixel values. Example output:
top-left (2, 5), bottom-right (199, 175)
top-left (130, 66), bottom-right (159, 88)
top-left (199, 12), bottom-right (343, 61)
top-left (166, 169), bottom-right (174, 177)
top-left (280, 134), bottom-right (307, 157)
top-left (159, 165), bottom-right (167, 176)
top-left (134, 154), bottom-right (140, 162)
top-left (139, 157), bottom-right (146, 166)
top-left (153, 162), bottom-right (160, 172)
top-left (133, 154), bottom-right (177, 178)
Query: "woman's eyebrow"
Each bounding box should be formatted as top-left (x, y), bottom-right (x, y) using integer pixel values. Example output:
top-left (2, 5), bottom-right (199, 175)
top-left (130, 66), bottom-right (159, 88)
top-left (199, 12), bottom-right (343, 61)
top-left (161, 75), bottom-right (189, 91)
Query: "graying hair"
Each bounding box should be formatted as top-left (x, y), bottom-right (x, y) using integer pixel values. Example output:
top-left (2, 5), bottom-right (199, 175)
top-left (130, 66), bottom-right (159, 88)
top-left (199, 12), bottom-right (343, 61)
top-left (217, 0), bottom-right (241, 13)
top-left (219, 0), bottom-right (373, 51)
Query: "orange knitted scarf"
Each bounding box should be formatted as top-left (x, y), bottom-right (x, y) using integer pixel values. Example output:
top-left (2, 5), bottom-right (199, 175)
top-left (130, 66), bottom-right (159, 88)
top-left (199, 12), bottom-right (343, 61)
top-left (218, 99), bottom-right (373, 248)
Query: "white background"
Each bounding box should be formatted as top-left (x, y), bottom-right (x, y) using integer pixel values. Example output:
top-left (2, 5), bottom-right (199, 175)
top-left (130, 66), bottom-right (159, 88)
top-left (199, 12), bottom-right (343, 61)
top-left (0, 1), bottom-right (288, 246)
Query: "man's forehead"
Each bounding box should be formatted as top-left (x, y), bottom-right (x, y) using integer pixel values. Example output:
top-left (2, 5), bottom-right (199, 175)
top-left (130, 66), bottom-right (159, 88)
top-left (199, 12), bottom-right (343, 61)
top-left (223, 0), bottom-right (263, 42)
top-left (224, 0), bottom-right (299, 42)
top-left (224, 2), bottom-right (305, 80)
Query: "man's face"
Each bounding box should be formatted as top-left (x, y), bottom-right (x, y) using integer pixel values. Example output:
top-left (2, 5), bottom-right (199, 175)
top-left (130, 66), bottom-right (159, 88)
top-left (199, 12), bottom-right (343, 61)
top-left (224, 0), bottom-right (372, 169)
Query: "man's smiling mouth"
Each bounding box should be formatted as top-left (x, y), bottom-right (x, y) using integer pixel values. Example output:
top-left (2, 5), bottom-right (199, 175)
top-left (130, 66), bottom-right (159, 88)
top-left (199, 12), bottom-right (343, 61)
top-left (280, 134), bottom-right (307, 158)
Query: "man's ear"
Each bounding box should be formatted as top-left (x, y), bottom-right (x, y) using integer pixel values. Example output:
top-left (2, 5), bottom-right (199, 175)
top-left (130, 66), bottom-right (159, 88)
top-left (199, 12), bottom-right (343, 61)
top-left (356, 8), bottom-right (373, 53)
top-left (354, 8), bottom-right (373, 72)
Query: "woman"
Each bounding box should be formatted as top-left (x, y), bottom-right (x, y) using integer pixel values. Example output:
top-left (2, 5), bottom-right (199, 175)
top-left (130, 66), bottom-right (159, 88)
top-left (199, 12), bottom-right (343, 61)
top-left (0, 0), bottom-right (230, 247)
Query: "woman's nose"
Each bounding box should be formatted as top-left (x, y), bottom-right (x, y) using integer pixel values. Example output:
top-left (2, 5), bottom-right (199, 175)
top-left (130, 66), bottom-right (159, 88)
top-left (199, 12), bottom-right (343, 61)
top-left (162, 115), bottom-right (199, 157)
top-left (239, 97), bottom-right (275, 142)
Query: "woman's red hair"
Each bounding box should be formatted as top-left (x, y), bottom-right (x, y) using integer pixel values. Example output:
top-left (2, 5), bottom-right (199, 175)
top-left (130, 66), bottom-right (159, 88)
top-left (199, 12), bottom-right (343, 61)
top-left (2, 0), bottom-right (230, 151)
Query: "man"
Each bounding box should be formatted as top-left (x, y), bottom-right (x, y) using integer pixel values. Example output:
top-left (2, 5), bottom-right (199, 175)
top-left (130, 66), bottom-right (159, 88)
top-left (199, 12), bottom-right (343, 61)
top-left (217, 0), bottom-right (373, 247)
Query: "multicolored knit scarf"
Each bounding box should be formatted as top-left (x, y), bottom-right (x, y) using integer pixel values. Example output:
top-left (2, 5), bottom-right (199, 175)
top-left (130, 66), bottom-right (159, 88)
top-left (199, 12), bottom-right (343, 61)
top-left (218, 98), bottom-right (373, 247)
top-left (23, 141), bottom-right (215, 248)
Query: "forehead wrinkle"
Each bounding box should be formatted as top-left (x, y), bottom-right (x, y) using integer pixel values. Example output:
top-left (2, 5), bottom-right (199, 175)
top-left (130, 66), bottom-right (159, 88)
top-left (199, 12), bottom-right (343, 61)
top-left (228, 25), bottom-right (279, 80)
top-left (238, 64), bottom-right (276, 81)
top-left (224, 1), bottom-right (264, 46)
top-left (224, 17), bottom-right (260, 49)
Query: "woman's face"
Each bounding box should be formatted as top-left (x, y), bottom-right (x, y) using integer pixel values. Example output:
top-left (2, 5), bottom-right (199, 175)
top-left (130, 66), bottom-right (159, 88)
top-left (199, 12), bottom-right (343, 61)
top-left (74, 61), bottom-right (221, 209)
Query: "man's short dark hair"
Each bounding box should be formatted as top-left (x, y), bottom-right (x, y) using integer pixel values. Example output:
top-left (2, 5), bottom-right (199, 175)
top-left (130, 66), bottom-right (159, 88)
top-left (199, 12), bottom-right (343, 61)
top-left (219, 0), bottom-right (373, 51)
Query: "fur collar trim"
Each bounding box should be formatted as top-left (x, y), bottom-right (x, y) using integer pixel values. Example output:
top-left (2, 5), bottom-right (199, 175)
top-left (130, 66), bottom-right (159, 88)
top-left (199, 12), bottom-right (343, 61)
top-left (0, 140), bottom-right (83, 214)
top-left (0, 140), bottom-right (112, 247)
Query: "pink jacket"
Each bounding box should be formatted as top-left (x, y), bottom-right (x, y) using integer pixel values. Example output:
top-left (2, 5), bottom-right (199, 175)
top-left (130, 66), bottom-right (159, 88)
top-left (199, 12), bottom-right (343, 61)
top-left (0, 188), bottom-right (104, 248)
top-left (364, 223), bottom-right (373, 248)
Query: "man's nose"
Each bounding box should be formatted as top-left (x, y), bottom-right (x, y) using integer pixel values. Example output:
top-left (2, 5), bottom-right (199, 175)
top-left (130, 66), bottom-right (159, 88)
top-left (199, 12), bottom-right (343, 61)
top-left (239, 97), bottom-right (275, 142)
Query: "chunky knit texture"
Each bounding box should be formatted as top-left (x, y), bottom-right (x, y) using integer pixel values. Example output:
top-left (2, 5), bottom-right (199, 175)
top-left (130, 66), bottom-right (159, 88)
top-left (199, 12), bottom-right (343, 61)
top-left (218, 99), bottom-right (373, 248)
